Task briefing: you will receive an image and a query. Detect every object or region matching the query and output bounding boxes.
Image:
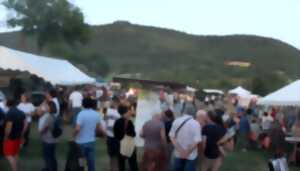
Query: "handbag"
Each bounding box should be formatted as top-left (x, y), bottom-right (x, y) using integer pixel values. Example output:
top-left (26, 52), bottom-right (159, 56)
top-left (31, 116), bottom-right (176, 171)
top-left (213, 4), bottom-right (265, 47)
top-left (120, 120), bottom-right (135, 157)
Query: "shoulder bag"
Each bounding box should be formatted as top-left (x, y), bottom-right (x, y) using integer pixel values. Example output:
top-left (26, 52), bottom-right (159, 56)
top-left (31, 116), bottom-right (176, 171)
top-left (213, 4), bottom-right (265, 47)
top-left (120, 120), bottom-right (135, 157)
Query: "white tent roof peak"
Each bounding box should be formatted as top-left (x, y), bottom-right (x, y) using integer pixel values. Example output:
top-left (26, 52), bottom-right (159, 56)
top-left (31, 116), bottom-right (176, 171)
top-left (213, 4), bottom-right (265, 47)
top-left (203, 89), bottom-right (224, 94)
top-left (228, 86), bottom-right (251, 97)
top-left (257, 80), bottom-right (300, 106)
top-left (0, 46), bottom-right (95, 85)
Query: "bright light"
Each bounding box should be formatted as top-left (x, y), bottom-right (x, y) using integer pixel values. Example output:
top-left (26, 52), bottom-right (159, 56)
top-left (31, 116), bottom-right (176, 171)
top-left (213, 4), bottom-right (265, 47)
top-left (126, 88), bottom-right (137, 97)
top-left (128, 88), bottom-right (135, 95)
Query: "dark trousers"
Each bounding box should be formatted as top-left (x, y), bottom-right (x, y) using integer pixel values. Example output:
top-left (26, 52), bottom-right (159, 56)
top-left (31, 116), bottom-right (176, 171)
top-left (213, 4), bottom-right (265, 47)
top-left (24, 123), bottom-right (31, 147)
top-left (172, 158), bottom-right (196, 171)
top-left (118, 150), bottom-right (138, 171)
top-left (42, 142), bottom-right (57, 171)
top-left (107, 137), bottom-right (119, 157)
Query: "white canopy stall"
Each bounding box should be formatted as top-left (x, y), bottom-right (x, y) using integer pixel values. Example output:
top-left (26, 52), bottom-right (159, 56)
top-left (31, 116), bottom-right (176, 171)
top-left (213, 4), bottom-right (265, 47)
top-left (257, 80), bottom-right (300, 106)
top-left (203, 89), bottom-right (224, 95)
top-left (228, 86), bottom-right (252, 108)
top-left (228, 86), bottom-right (251, 97)
top-left (0, 46), bottom-right (95, 85)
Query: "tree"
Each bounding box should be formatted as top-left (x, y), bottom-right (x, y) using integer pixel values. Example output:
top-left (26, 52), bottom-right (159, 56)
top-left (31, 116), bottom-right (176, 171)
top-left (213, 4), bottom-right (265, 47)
top-left (251, 71), bottom-right (290, 96)
top-left (2, 0), bottom-right (90, 52)
top-left (251, 76), bottom-right (268, 96)
top-left (78, 52), bottom-right (110, 76)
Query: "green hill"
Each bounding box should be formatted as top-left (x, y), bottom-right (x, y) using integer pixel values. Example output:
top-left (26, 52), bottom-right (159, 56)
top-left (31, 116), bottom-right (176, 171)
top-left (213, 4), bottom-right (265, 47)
top-left (0, 21), bottom-right (300, 93)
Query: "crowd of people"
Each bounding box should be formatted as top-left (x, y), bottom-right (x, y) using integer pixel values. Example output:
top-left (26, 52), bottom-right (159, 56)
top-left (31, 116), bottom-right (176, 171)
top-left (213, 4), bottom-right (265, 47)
top-left (0, 86), bottom-right (299, 171)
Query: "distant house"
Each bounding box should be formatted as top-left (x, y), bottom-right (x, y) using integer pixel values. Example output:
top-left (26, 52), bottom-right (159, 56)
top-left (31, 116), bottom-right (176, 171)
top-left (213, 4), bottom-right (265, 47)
top-left (225, 61), bottom-right (252, 68)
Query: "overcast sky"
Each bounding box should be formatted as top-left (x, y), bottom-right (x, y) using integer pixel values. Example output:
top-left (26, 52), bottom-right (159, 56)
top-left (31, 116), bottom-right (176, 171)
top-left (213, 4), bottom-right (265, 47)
top-left (0, 0), bottom-right (299, 49)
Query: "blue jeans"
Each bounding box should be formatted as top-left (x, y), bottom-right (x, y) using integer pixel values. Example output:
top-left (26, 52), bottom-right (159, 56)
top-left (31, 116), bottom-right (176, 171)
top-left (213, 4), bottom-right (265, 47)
top-left (42, 142), bottom-right (57, 171)
top-left (79, 142), bottom-right (95, 171)
top-left (172, 158), bottom-right (196, 171)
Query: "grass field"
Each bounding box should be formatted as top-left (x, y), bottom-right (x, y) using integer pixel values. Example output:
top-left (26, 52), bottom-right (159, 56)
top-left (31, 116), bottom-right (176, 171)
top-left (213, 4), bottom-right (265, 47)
top-left (0, 123), bottom-right (299, 171)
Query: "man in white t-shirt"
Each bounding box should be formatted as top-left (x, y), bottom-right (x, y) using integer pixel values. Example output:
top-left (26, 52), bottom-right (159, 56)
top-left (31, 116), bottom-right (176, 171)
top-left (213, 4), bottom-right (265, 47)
top-left (169, 105), bottom-right (202, 171)
top-left (17, 93), bottom-right (35, 147)
top-left (69, 88), bottom-right (83, 125)
top-left (69, 90), bottom-right (83, 108)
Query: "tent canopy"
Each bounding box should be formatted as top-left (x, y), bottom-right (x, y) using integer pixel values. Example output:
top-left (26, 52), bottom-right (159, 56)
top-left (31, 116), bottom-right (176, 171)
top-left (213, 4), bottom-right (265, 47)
top-left (203, 89), bottom-right (224, 94)
top-left (257, 80), bottom-right (300, 106)
top-left (228, 86), bottom-right (251, 97)
top-left (0, 46), bottom-right (95, 86)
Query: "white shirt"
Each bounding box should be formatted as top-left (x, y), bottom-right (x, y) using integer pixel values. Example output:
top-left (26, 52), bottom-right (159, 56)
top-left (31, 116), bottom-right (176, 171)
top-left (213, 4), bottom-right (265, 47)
top-left (52, 98), bottom-right (60, 117)
top-left (105, 108), bottom-right (121, 137)
top-left (262, 115), bottom-right (274, 130)
top-left (95, 90), bottom-right (103, 99)
top-left (18, 102), bottom-right (35, 123)
top-left (0, 101), bottom-right (8, 113)
top-left (38, 113), bottom-right (57, 143)
top-left (69, 91), bottom-right (83, 108)
top-left (169, 114), bottom-right (202, 160)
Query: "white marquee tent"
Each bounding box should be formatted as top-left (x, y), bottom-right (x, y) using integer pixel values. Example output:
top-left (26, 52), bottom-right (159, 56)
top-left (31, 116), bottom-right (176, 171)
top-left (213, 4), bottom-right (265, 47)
top-left (257, 80), bottom-right (300, 106)
top-left (228, 86), bottom-right (251, 97)
top-left (0, 46), bottom-right (95, 85)
top-left (203, 89), bottom-right (224, 94)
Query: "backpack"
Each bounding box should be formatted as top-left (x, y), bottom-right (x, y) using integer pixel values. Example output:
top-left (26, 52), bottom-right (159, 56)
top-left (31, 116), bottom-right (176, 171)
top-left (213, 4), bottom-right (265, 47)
top-left (52, 115), bottom-right (63, 138)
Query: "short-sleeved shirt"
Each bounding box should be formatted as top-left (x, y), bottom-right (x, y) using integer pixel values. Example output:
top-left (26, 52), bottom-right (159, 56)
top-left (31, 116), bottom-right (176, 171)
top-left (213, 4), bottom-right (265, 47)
top-left (38, 113), bottom-right (56, 143)
top-left (17, 102), bottom-right (35, 123)
top-left (113, 118), bottom-right (136, 141)
top-left (5, 107), bottom-right (26, 140)
top-left (104, 108), bottom-right (120, 137)
top-left (75, 109), bottom-right (101, 144)
top-left (69, 91), bottom-right (83, 108)
top-left (169, 115), bottom-right (202, 160)
top-left (143, 119), bottom-right (165, 150)
top-left (262, 116), bottom-right (273, 130)
top-left (202, 124), bottom-right (226, 159)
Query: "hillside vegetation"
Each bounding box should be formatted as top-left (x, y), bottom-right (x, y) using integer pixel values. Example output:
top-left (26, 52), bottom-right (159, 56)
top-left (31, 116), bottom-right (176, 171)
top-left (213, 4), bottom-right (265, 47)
top-left (0, 21), bottom-right (299, 94)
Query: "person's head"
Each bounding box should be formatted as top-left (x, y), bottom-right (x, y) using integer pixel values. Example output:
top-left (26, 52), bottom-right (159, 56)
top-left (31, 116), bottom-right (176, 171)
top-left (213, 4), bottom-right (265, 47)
top-left (182, 102), bottom-right (197, 117)
top-left (207, 110), bottom-right (224, 126)
top-left (47, 101), bottom-right (57, 115)
top-left (196, 110), bottom-right (208, 127)
top-left (46, 89), bottom-right (57, 101)
top-left (6, 98), bottom-right (16, 108)
top-left (118, 104), bottom-right (133, 119)
top-left (20, 93), bottom-right (29, 103)
top-left (111, 96), bottom-right (120, 106)
top-left (263, 112), bottom-right (268, 117)
top-left (82, 98), bottom-right (97, 109)
top-left (164, 109), bottom-right (174, 120)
